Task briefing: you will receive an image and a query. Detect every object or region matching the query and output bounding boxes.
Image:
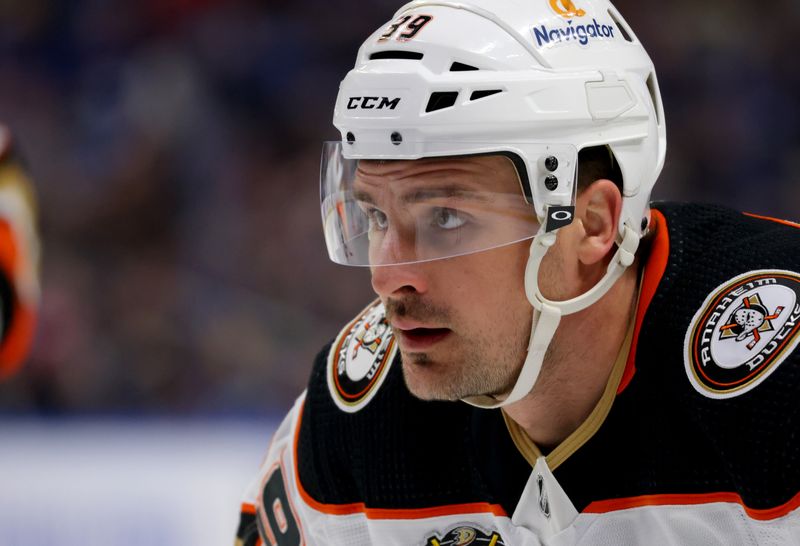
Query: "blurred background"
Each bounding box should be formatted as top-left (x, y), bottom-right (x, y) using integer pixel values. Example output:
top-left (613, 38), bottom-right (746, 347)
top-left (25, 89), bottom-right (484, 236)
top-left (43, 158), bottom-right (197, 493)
top-left (0, 0), bottom-right (797, 544)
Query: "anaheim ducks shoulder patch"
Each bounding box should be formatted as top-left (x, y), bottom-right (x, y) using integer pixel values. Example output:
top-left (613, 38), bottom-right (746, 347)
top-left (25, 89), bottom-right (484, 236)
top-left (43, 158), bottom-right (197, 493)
top-left (684, 270), bottom-right (800, 399)
top-left (327, 300), bottom-right (397, 413)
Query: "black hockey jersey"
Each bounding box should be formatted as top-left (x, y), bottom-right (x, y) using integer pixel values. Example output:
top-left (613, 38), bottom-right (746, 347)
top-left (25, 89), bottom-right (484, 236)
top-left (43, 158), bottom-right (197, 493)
top-left (236, 203), bottom-right (800, 545)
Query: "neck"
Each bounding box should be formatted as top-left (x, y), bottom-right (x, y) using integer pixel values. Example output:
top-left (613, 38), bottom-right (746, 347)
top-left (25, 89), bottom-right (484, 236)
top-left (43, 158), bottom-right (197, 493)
top-left (502, 259), bottom-right (640, 451)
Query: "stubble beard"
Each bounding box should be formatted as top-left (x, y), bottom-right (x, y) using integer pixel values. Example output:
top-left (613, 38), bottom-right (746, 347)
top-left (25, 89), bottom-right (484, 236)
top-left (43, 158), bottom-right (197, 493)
top-left (386, 295), bottom-right (531, 402)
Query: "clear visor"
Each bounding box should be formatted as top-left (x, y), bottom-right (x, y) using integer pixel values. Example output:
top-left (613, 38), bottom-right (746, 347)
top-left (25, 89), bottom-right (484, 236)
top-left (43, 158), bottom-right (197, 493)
top-left (321, 141), bottom-right (568, 267)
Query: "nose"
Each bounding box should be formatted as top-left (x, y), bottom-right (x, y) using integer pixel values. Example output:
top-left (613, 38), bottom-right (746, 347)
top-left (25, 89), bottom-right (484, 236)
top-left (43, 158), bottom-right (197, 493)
top-left (369, 223), bottom-right (430, 297)
top-left (369, 229), bottom-right (429, 298)
top-left (371, 261), bottom-right (430, 299)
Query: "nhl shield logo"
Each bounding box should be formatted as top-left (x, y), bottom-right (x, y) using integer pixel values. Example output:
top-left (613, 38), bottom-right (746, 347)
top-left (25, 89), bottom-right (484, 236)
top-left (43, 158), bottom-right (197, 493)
top-left (327, 301), bottom-right (397, 412)
top-left (684, 270), bottom-right (800, 399)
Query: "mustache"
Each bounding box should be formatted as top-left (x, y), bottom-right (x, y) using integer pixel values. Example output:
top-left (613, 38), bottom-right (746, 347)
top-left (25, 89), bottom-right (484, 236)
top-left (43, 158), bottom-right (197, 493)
top-left (384, 295), bottom-right (451, 324)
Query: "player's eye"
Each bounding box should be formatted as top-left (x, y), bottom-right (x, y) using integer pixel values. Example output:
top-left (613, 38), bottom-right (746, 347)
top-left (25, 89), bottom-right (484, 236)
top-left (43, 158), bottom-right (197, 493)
top-left (431, 207), bottom-right (466, 230)
top-left (366, 207), bottom-right (388, 230)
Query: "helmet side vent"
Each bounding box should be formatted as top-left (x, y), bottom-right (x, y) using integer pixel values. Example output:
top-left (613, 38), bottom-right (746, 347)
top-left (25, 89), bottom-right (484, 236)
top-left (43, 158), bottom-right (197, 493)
top-left (646, 72), bottom-right (663, 127)
top-left (425, 91), bottom-right (459, 113)
top-left (369, 51), bottom-right (424, 60)
top-left (469, 90), bottom-right (503, 101)
top-left (607, 9), bottom-right (634, 42)
top-left (450, 62), bottom-right (480, 72)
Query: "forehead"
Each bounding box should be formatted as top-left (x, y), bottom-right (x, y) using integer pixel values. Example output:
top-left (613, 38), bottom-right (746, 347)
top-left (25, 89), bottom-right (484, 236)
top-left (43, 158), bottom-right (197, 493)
top-left (354, 155), bottom-right (522, 194)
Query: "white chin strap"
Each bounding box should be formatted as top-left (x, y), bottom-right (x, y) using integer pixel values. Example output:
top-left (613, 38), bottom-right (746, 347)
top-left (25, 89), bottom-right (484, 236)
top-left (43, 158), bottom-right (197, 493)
top-left (462, 221), bottom-right (639, 409)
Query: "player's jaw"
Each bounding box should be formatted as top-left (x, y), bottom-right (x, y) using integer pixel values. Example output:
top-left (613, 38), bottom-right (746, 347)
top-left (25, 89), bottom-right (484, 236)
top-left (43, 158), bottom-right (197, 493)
top-left (392, 326), bottom-right (519, 402)
top-left (398, 340), bottom-right (518, 402)
top-left (400, 350), bottom-right (462, 401)
top-left (383, 292), bottom-right (527, 401)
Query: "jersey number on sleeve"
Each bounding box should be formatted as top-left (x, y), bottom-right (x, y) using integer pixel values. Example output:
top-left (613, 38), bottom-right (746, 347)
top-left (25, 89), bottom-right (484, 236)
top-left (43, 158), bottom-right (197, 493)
top-left (260, 465), bottom-right (303, 546)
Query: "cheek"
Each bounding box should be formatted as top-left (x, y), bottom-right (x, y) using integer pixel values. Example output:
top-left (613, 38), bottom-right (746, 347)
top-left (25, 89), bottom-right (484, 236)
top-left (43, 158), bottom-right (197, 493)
top-left (444, 245), bottom-right (531, 323)
top-left (536, 242), bottom-right (572, 301)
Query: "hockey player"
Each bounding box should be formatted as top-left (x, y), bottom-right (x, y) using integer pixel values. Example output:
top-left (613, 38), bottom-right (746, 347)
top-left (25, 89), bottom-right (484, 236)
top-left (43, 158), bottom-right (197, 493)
top-left (0, 125), bottom-right (40, 380)
top-left (236, 1), bottom-right (800, 544)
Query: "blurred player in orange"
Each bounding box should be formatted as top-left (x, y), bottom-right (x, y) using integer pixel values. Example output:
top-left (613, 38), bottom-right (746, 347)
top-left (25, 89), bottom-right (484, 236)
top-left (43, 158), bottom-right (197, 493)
top-left (0, 124), bottom-right (40, 379)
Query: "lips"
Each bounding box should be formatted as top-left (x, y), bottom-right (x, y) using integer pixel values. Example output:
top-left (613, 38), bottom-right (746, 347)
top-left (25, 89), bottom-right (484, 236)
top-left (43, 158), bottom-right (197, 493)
top-left (392, 325), bottom-right (451, 351)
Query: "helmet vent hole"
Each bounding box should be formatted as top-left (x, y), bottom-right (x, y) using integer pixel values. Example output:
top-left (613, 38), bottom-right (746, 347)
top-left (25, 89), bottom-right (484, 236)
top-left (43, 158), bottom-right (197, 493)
top-left (369, 51), bottom-right (424, 60)
top-left (469, 89), bottom-right (503, 101)
top-left (450, 62), bottom-right (480, 72)
top-left (425, 91), bottom-right (459, 113)
top-left (607, 9), bottom-right (634, 42)
top-left (646, 72), bottom-right (663, 127)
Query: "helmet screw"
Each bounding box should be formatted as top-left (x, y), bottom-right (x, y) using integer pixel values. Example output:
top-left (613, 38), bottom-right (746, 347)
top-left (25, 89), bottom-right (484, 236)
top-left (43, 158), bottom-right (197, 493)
top-left (544, 156), bottom-right (558, 172)
top-left (544, 175), bottom-right (558, 191)
top-left (641, 216), bottom-right (649, 231)
top-left (346, 132), bottom-right (355, 144)
top-left (390, 132), bottom-right (402, 145)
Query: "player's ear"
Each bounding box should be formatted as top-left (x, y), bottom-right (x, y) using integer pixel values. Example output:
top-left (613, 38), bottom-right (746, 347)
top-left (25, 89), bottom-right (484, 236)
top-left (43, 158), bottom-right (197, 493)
top-left (575, 179), bottom-right (621, 266)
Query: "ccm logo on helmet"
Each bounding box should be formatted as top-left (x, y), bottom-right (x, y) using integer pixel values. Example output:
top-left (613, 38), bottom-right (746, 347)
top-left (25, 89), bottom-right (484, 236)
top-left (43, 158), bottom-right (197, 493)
top-left (347, 96), bottom-right (401, 110)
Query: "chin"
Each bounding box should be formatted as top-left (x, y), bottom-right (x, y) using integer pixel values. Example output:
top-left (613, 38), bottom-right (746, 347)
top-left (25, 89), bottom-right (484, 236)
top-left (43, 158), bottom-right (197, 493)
top-left (400, 355), bottom-right (462, 402)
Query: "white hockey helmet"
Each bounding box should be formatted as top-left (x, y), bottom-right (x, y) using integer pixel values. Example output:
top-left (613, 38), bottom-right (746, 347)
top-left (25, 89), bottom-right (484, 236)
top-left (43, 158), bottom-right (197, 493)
top-left (321, 0), bottom-right (666, 407)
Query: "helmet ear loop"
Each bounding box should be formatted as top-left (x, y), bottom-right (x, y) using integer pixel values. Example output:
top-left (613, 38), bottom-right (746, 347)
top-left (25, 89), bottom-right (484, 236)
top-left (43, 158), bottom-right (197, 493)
top-left (527, 221), bottom-right (639, 316)
top-left (520, 220), bottom-right (641, 404)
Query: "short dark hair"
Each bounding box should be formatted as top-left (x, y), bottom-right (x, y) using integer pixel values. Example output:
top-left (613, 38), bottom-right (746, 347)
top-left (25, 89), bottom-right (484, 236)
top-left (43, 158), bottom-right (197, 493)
top-left (577, 145), bottom-right (623, 194)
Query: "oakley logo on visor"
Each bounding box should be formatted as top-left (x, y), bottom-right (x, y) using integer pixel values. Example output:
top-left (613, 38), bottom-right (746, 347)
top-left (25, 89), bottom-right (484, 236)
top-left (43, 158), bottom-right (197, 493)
top-left (545, 206), bottom-right (574, 232)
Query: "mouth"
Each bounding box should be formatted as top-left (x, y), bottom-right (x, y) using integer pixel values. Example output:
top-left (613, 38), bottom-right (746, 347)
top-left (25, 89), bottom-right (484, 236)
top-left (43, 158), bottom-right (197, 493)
top-left (394, 327), bottom-right (451, 351)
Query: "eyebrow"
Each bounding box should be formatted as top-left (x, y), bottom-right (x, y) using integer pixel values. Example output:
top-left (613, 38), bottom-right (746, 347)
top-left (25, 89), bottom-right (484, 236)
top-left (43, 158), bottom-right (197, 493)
top-left (353, 185), bottom-right (492, 205)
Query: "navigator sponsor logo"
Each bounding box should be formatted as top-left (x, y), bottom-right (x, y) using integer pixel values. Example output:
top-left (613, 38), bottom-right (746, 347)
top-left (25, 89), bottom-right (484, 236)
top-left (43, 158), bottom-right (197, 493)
top-left (533, 0), bottom-right (616, 47)
top-left (533, 19), bottom-right (615, 47)
top-left (549, 0), bottom-right (585, 18)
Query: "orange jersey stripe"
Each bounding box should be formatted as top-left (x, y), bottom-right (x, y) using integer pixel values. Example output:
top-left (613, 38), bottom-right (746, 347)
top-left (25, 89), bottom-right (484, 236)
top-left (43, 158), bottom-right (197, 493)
top-left (743, 212), bottom-right (800, 229)
top-left (584, 490), bottom-right (800, 521)
top-left (617, 209), bottom-right (669, 393)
